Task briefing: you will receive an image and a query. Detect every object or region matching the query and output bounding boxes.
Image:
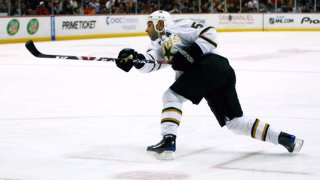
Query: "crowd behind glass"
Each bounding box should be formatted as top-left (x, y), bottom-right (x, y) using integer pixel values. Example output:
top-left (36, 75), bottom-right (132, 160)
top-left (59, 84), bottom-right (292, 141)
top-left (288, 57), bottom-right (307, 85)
top-left (0, 0), bottom-right (319, 16)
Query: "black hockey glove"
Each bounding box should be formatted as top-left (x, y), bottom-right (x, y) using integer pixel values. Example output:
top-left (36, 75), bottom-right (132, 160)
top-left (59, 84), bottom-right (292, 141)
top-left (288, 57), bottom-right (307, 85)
top-left (116, 48), bottom-right (138, 72)
top-left (171, 43), bottom-right (203, 71)
top-left (116, 48), bottom-right (146, 72)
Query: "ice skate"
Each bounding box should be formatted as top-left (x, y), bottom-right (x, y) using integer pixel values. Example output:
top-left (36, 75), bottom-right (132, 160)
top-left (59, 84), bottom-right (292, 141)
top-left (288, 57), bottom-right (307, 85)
top-left (147, 134), bottom-right (176, 160)
top-left (279, 132), bottom-right (304, 153)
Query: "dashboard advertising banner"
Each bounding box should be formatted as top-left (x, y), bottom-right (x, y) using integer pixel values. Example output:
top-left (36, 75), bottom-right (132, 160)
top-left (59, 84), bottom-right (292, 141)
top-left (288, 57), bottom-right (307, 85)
top-left (0, 17), bottom-right (51, 42)
top-left (264, 14), bottom-right (320, 30)
top-left (54, 15), bottom-right (147, 37)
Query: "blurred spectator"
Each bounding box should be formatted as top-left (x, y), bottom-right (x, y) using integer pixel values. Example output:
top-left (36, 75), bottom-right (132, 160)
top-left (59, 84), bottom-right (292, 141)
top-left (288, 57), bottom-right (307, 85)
top-left (37, 1), bottom-right (50, 15)
top-left (189, 0), bottom-right (199, 12)
top-left (53, 0), bottom-right (62, 15)
top-left (125, 0), bottom-right (135, 13)
top-left (27, 0), bottom-right (39, 10)
top-left (201, 0), bottom-right (211, 12)
top-left (248, 0), bottom-right (259, 12)
top-left (84, 3), bottom-right (96, 14)
top-left (11, 0), bottom-right (27, 16)
top-left (281, 0), bottom-right (293, 12)
top-left (227, 3), bottom-right (239, 12)
top-left (113, 1), bottom-right (127, 14)
top-left (3, 0), bottom-right (317, 16)
top-left (301, 4), bottom-right (310, 12)
top-left (10, 1), bottom-right (22, 16)
top-left (161, 0), bottom-right (174, 11)
top-left (62, 0), bottom-right (74, 14)
top-left (89, 0), bottom-right (100, 14)
top-left (70, 0), bottom-right (80, 13)
top-left (104, 0), bottom-right (113, 13)
top-left (0, 1), bottom-right (6, 12)
top-left (138, 1), bottom-right (148, 13)
top-left (20, 0), bottom-right (27, 15)
top-left (216, 3), bottom-right (225, 12)
top-left (242, 2), bottom-right (250, 12)
top-left (141, 1), bottom-right (157, 14)
top-left (207, 0), bottom-right (218, 13)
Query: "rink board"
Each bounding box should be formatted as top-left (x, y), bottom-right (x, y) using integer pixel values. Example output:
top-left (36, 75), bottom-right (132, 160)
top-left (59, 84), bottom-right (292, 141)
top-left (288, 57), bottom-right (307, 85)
top-left (0, 13), bottom-right (319, 44)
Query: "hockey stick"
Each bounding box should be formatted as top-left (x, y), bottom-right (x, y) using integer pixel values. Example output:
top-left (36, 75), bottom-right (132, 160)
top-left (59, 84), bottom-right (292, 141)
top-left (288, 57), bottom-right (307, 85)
top-left (25, 40), bottom-right (165, 64)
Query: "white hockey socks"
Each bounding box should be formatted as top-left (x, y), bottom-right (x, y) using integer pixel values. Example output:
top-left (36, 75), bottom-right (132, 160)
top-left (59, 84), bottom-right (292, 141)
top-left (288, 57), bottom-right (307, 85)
top-left (160, 89), bottom-right (186, 136)
top-left (226, 116), bottom-right (280, 145)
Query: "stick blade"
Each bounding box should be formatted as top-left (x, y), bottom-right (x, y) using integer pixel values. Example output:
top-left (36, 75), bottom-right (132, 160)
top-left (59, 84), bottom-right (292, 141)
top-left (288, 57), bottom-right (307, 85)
top-left (25, 40), bottom-right (42, 57)
top-left (25, 40), bottom-right (77, 59)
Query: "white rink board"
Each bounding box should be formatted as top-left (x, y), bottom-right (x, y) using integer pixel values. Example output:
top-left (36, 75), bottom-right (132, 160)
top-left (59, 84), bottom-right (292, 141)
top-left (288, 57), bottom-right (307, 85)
top-left (264, 14), bottom-right (320, 29)
top-left (1, 14), bottom-right (319, 43)
top-left (215, 14), bottom-right (263, 29)
top-left (0, 16), bottom-right (51, 39)
top-left (173, 14), bottom-right (263, 30)
top-left (54, 15), bottom-right (147, 36)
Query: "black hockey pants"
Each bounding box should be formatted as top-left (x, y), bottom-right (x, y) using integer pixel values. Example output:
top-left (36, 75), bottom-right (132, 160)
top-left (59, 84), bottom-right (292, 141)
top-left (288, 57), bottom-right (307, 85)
top-left (170, 53), bottom-right (243, 127)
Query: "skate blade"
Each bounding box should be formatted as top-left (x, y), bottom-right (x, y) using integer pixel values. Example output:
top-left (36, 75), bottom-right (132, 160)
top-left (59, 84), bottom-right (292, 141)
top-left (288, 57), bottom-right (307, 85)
top-left (148, 150), bottom-right (175, 160)
top-left (293, 139), bottom-right (304, 153)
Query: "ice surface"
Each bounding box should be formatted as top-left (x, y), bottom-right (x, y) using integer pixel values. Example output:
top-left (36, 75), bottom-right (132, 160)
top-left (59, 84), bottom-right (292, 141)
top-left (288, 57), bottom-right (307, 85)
top-left (0, 32), bottom-right (320, 179)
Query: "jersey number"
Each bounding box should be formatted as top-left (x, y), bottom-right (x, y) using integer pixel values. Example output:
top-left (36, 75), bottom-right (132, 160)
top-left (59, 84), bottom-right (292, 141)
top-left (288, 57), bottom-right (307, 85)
top-left (191, 22), bottom-right (204, 29)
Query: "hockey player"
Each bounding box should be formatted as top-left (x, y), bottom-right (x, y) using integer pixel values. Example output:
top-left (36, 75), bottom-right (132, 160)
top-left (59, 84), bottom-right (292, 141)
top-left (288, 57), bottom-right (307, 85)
top-left (115, 10), bottom-right (304, 160)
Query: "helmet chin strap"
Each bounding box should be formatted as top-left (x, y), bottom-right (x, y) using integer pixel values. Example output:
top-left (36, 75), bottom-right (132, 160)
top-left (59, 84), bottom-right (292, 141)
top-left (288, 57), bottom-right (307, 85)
top-left (157, 30), bottom-right (163, 39)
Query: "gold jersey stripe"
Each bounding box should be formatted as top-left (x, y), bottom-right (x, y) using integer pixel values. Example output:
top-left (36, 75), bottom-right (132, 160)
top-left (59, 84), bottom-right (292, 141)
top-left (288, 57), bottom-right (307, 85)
top-left (199, 27), bottom-right (218, 47)
top-left (199, 35), bottom-right (218, 48)
top-left (161, 118), bottom-right (180, 126)
top-left (162, 107), bottom-right (182, 115)
top-left (262, 124), bottom-right (270, 141)
top-left (200, 26), bottom-right (214, 35)
top-left (251, 119), bottom-right (260, 139)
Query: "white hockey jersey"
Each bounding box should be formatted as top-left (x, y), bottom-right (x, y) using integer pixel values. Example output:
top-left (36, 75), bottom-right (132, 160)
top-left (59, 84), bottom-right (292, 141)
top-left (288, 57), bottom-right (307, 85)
top-left (138, 19), bottom-right (220, 73)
